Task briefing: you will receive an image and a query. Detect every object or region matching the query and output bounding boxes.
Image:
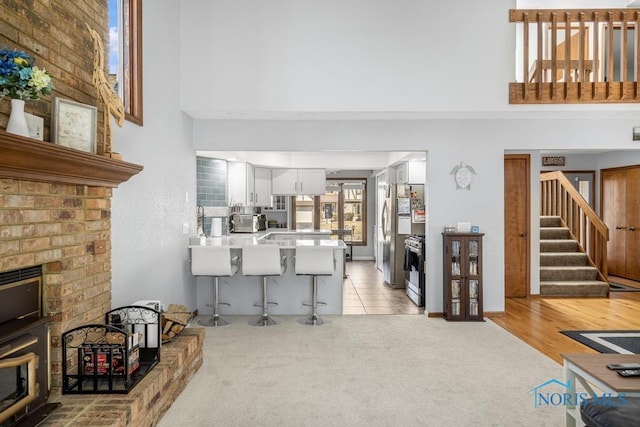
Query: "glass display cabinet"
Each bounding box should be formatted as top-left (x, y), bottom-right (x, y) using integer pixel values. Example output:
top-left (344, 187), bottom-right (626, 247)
top-left (442, 233), bottom-right (484, 321)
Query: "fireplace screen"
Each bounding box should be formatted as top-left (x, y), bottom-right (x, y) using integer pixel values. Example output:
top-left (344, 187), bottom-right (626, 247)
top-left (0, 266), bottom-right (51, 427)
top-left (0, 345), bottom-right (38, 425)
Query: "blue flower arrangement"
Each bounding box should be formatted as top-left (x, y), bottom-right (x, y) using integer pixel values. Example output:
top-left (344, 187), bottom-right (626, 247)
top-left (0, 47), bottom-right (53, 100)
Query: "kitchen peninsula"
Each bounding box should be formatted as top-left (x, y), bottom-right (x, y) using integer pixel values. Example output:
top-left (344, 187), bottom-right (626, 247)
top-left (189, 230), bottom-right (347, 316)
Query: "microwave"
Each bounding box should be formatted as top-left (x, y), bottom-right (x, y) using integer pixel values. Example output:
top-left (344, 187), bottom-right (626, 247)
top-left (231, 214), bottom-right (267, 233)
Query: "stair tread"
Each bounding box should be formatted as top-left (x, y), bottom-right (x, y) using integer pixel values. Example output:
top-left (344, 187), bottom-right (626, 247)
top-left (540, 251), bottom-right (587, 258)
top-left (539, 215), bottom-right (606, 297)
top-left (540, 280), bottom-right (608, 285)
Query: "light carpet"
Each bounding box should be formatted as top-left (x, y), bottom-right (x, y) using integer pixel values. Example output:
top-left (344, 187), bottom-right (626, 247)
top-left (158, 315), bottom-right (564, 426)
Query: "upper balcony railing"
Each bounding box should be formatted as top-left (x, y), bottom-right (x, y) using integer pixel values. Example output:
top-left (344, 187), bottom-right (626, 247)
top-left (510, 8), bottom-right (640, 104)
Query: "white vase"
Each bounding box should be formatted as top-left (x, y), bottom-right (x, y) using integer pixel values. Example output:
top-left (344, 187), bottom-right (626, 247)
top-left (6, 99), bottom-right (30, 137)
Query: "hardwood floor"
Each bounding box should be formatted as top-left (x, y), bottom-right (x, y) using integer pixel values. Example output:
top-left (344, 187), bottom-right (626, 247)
top-left (490, 289), bottom-right (640, 365)
top-left (343, 261), bottom-right (422, 315)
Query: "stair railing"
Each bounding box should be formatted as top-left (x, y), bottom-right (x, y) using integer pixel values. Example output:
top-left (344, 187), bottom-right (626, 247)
top-left (509, 8), bottom-right (640, 104)
top-left (540, 171), bottom-right (609, 281)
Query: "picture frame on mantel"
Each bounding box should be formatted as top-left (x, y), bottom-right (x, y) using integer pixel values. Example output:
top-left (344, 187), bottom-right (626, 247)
top-left (51, 97), bottom-right (97, 153)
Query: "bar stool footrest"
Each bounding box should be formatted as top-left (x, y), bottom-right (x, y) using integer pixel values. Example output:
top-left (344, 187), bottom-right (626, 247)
top-left (253, 301), bottom-right (279, 308)
top-left (206, 302), bottom-right (231, 308)
top-left (302, 301), bottom-right (327, 307)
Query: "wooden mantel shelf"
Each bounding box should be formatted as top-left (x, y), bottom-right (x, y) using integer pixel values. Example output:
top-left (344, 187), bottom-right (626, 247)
top-left (0, 131), bottom-right (143, 188)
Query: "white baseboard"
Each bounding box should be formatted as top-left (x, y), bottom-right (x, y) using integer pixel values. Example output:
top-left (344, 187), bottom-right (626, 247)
top-left (351, 256), bottom-right (375, 261)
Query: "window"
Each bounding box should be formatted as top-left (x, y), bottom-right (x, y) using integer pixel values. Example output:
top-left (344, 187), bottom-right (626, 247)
top-left (109, 0), bottom-right (143, 125)
top-left (291, 179), bottom-right (367, 245)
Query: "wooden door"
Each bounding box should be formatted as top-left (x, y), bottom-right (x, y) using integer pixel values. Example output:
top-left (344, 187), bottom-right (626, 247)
top-left (504, 155), bottom-right (530, 297)
top-left (625, 168), bottom-right (640, 280)
top-left (602, 169), bottom-right (627, 277)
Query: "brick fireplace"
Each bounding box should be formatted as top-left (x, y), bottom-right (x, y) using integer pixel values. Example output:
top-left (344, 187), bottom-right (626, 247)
top-left (0, 132), bottom-right (143, 391)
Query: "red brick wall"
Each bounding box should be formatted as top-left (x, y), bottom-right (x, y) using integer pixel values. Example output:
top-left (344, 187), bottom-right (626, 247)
top-left (0, 0), bottom-right (107, 145)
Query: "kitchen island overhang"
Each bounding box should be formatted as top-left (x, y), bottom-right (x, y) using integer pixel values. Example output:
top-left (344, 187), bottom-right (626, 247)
top-left (189, 231), bottom-right (347, 316)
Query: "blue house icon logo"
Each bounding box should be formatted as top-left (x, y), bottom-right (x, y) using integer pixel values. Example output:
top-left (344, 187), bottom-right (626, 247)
top-left (529, 378), bottom-right (626, 409)
top-left (529, 379), bottom-right (573, 408)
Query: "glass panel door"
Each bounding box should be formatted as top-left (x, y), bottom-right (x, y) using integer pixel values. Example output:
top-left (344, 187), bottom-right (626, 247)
top-left (319, 190), bottom-right (339, 233)
top-left (450, 239), bottom-right (462, 318)
top-left (294, 196), bottom-right (314, 229)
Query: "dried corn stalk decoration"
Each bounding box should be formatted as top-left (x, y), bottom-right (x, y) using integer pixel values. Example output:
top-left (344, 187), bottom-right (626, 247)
top-left (86, 23), bottom-right (125, 159)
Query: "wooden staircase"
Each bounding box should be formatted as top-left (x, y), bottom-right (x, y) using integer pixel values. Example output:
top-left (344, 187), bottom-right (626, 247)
top-left (540, 216), bottom-right (609, 297)
top-left (540, 171), bottom-right (610, 297)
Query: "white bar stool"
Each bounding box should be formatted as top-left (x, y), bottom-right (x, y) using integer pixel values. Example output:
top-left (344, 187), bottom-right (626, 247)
top-left (295, 246), bottom-right (335, 326)
top-left (242, 245), bottom-right (286, 327)
top-left (191, 246), bottom-right (238, 327)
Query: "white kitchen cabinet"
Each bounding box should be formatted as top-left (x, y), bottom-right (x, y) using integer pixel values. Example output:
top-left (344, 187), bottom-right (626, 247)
top-left (297, 169), bottom-right (326, 195)
top-left (254, 167), bottom-right (272, 207)
top-left (247, 163), bottom-right (255, 203)
top-left (395, 162), bottom-right (408, 184)
top-left (272, 168), bottom-right (326, 195)
top-left (407, 160), bottom-right (426, 184)
top-left (396, 161), bottom-right (426, 184)
top-left (228, 162), bottom-right (255, 206)
top-left (271, 169), bottom-right (298, 195)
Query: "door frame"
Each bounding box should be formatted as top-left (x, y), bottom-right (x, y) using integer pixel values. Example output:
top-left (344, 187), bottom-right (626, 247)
top-left (504, 154), bottom-right (531, 298)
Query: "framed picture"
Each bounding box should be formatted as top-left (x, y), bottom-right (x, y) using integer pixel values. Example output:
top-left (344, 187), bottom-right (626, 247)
top-left (52, 97), bottom-right (97, 153)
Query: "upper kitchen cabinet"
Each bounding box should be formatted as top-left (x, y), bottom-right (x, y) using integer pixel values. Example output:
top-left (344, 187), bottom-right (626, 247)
top-left (228, 162), bottom-right (255, 206)
top-left (254, 167), bottom-right (273, 207)
top-left (397, 160), bottom-right (426, 184)
top-left (272, 168), bottom-right (326, 195)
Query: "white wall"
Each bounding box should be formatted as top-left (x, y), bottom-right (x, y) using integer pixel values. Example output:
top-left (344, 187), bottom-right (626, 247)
top-left (597, 150), bottom-right (640, 169)
top-left (518, 0), bottom-right (627, 7)
top-left (110, 0), bottom-right (197, 310)
top-left (180, 0), bottom-right (514, 115)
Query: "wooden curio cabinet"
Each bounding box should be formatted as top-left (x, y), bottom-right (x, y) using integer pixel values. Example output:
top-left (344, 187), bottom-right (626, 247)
top-left (442, 233), bottom-right (484, 321)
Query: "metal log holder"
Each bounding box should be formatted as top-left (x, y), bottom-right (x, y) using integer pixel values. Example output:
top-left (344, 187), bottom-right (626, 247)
top-left (61, 305), bottom-right (161, 394)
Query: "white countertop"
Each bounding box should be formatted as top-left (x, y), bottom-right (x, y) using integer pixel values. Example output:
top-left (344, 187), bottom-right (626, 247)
top-left (189, 229), bottom-right (347, 249)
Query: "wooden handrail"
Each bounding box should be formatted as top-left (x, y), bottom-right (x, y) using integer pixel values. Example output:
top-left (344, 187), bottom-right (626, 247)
top-left (540, 171), bottom-right (609, 281)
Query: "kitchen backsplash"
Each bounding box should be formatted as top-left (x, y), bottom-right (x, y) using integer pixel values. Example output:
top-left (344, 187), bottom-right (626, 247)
top-left (196, 157), bottom-right (227, 207)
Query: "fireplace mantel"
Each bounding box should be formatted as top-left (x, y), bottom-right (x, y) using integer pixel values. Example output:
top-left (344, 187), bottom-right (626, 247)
top-left (0, 131), bottom-right (143, 188)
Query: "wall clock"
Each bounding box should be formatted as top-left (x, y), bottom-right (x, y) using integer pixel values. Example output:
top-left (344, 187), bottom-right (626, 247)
top-left (450, 161), bottom-right (477, 190)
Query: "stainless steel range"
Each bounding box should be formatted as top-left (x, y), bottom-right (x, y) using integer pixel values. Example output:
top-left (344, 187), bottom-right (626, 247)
top-left (404, 235), bottom-right (425, 306)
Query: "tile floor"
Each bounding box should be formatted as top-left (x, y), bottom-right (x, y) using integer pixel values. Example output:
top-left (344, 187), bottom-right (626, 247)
top-left (342, 261), bottom-right (423, 315)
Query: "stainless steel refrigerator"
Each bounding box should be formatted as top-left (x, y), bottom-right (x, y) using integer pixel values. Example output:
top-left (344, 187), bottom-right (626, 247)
top-left (382, 184), bottom-right (425, 288)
